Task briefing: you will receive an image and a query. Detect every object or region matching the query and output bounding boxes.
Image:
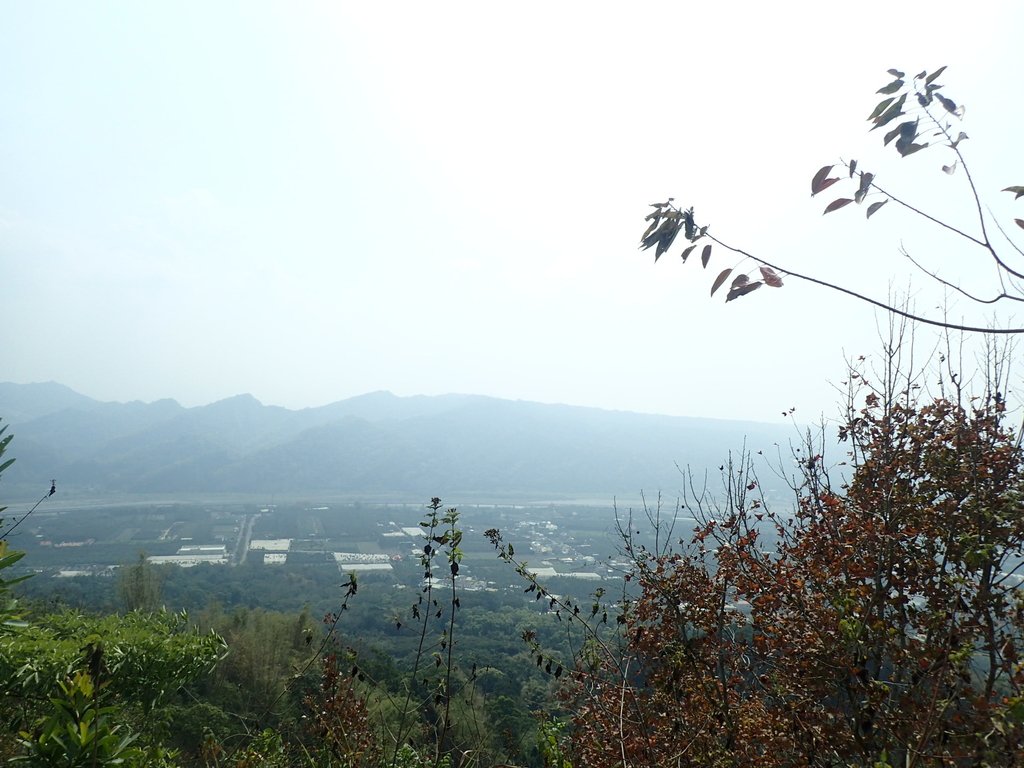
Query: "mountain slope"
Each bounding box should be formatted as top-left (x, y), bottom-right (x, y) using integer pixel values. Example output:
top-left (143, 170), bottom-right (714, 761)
top-left (0, 383), bottom-right (794, 499)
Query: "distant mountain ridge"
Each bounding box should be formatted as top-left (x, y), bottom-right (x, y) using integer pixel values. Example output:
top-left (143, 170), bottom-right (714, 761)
top-left (0, 382), bottom-right (795, 500)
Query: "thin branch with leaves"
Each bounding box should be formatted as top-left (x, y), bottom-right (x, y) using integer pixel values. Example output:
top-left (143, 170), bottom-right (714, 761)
top-left (639, 66), bottom-right (1024, 334)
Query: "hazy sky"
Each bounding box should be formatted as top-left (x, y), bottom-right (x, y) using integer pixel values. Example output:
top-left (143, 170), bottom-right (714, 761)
top-left (3, 2), bottom-right (1023, 422)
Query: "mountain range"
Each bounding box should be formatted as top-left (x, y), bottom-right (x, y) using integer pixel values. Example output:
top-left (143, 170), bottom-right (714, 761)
top-left (0, 382), bottom-right (798, 501)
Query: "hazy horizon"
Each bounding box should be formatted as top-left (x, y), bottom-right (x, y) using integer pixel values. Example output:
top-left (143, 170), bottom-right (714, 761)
top-left (4, 3), bottom-right (1023, 423)
top-left (1, 379), bottom-right (801, 423)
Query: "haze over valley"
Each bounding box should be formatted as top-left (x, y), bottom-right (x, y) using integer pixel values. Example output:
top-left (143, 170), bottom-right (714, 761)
top-left (0, 381), bottom-right (797, 502)
top-left (0, 380), bottom-right (802, 617)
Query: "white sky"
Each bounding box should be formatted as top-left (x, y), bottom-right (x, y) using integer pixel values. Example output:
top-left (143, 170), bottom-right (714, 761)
top-left (3, 2), bottom-right (1023, 422)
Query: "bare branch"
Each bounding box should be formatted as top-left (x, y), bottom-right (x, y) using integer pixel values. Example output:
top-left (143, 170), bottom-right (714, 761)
top-left (898, 243), bottom-right (1024, 305)
top-left (991, 214), bottom-right (1024, 260)
top-left (868, 178), bottom-right (985, 248)
top-left (706, 233), bottom-right (1024, 334)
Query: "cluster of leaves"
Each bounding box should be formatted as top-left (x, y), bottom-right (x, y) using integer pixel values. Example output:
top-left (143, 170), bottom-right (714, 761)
top-left (640, 202), bottom-right (783, 302)
top-left (869, 68), bottom-right (961, 154)
top-left (2, 609), bottom-right (227, 709)
top-left (2, 610), bottom-right (227, 767)
top-left (13, 669), bottom-right (152, 767)
top-left (814, 67), bottom-right (970, 219)
top-left (639, 67), bottom-right (1024, 334)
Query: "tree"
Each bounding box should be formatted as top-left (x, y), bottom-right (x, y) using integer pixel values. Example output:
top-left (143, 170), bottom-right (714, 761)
top-left (639, 67), bottom-right (1024, 334)
top-left (119, 552), bottom-right (163, 613)
top-left (528, 326), bottom-right (1024, 766)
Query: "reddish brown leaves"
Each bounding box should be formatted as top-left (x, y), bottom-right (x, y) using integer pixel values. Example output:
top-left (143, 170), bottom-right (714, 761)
top-left (823, 198), bottom-right (854, 215)
top-left (710, 268), bottom-right (733, 297)
top-left (560, 372), bottom-right (1024, 767)
top-left (866, 199), bottom-right (889, 219)
top-left (760, 266), bottom-right (783, 287)
top-left (726, 277), bottom-right (762, 302)
top-left (811, 165), bottom-right (840, 196)
top-left (855, 172), bottom-right (874, 203)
